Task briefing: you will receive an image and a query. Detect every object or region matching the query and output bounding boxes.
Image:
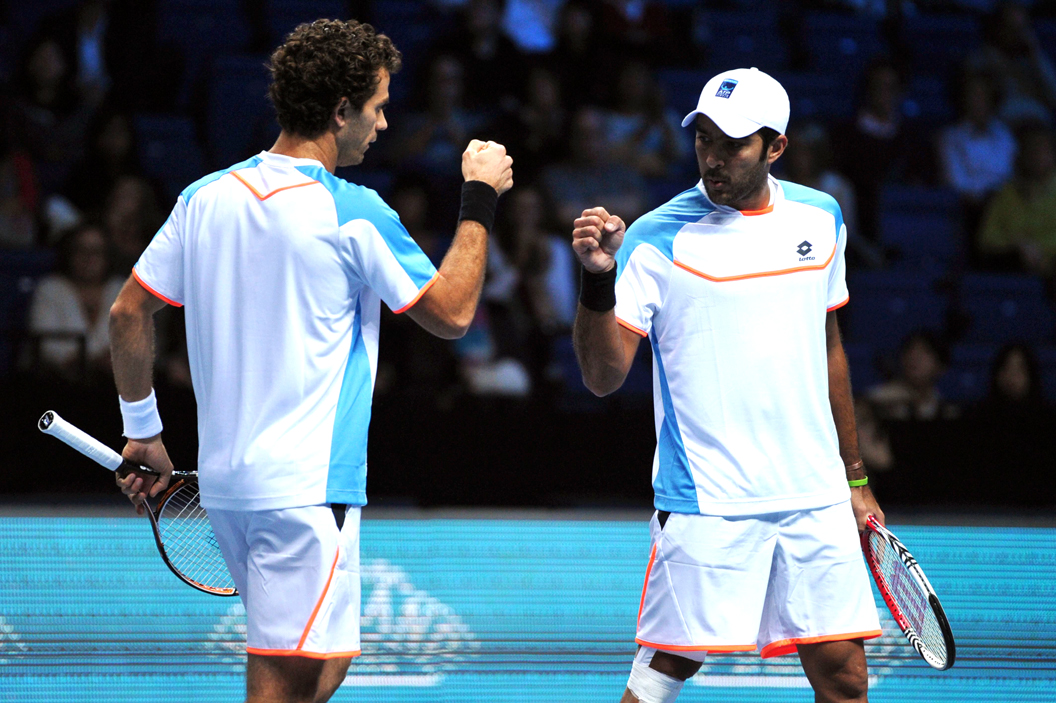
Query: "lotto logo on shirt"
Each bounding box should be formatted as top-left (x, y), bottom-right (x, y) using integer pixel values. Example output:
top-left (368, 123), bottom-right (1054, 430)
top-left (797, 241), bottom-right (815, 261)
top-left (715, 79), bottom-right (738, 98)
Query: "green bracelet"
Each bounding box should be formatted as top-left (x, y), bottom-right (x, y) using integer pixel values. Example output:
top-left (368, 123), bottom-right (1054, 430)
top-left (848, 477), bottom-right (869, 487)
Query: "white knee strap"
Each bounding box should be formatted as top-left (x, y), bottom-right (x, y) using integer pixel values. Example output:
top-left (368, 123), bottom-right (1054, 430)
top-left (627, 660), bottom-right (685, 703)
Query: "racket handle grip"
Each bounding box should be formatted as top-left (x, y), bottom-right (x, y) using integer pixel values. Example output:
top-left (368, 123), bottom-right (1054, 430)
top-left (117, 458), bottom-right (160, 478)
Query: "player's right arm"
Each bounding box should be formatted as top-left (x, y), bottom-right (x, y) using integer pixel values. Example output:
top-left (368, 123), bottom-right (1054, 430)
top-left (572, 207), bottom-right (641, 396)
top-left (404, 140), bottom-right (513, 339)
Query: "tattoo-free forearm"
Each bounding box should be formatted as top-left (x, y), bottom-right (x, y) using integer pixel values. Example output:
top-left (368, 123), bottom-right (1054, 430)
top-left (109, 298), bottom-right (157, 402)
top-left (827, 328), bottom-right (861, 469)
top-left (407, 219), bottom-right (488, 339)
top-left (573, 306), bottom-right (629, 396)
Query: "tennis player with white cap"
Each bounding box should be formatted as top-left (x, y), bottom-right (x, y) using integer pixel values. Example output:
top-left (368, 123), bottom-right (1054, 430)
top-left (571, 67), bottom-right (884, 703)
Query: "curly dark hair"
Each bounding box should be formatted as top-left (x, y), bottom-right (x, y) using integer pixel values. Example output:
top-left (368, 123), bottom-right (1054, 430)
top-left (267, 19), bottom-right (401, 138)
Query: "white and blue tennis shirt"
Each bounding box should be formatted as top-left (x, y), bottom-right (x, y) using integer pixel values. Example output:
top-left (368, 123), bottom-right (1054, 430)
top-left (614, 175), bottom-right (851, 516)
top-left (134, 152), bottom-right (438, 511)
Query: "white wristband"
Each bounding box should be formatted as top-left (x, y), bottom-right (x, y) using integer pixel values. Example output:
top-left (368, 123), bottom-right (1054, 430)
top-left (119, 389), bottom-right (163, 439)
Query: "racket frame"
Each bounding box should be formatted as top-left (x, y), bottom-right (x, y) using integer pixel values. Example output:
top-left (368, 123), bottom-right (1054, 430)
top-left (38, 410), bottom-right (237, 597)
top-left (862, 515), bottom-right (955, 670)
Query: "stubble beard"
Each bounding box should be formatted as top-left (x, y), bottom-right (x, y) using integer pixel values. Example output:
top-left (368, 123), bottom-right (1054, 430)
top-left (701, 157), bottom-right (770, 209)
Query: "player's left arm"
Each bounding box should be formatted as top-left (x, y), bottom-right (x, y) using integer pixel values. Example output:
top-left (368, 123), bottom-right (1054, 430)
top-left (826, 311), bottom-right (884, 530)
top-left (109, 275), bottom-right (175, 512)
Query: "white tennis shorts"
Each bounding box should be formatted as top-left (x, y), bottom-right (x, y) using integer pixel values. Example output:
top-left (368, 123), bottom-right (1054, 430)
top-left (635, 500), bottom-right (881, 661)
top-left (209, 504), bottom-right (362, 659)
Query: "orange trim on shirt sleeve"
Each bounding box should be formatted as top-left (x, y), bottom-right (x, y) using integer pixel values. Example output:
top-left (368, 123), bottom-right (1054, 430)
top-left (617, 317), bottom-right (648, 338)
top-left (637, 545), bottom-right (658, 627)
top-left (673, 243), bottom-right (836, 283)
top-left (827, 296), bottom-right (850, 312)
top-left (230, 170), bottom-right (318, 201)
top-left (246, 648), bottom-right (362, 660)
top-left (739, 204), bottom-right (775, 216)
top-left (132, 268), bottom-right (182, 308)
top-left (760, 630), bottom-right (883, 659)
top-left (635, 638), bottom-right (758, 653)
top-left (393, 272), bottom-right (440, 314)
top-left (295, 547), bottom-right (341, 651)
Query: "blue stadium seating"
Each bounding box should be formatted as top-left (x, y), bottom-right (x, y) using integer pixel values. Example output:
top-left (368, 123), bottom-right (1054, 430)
top-left (0, 250), bottom-right (56, 377)
top-left (959, 274), bottom-right (1055, 344)
top-left (134, 115), bottom-right (207, 202)
top-left (266, 0), bottom-right (349, 45)
top-left (157, 0), bottom-right (250, 109)
top-left (206, 55), bottom-right (277, 169)
top-left (879, 186), bottom-right (963, 273)
top-left (699, 10), bottom-right (789, 74)
top-left (803, 12), bottom-right (886, 81)
top-left (939, 343), bottom-right (996, 402)
top-left (1038, 345), bottom-right (1056, 403)
top-left (843, 341), bottom-right (882, 391)
top-left (903, 74), bottom-right (954, 124)
top-left (845, 270), bottom-right (948, 352)
top-left (902, 14), bottom-right (982, 79)
top-left (776, 72), bottom-right (855, 123)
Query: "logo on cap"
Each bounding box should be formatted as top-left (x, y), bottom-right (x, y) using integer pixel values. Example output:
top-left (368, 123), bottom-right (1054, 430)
top-left (715, 79), bottom-right (738, 99)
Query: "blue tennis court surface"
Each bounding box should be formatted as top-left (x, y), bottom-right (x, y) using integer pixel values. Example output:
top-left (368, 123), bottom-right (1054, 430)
top-left (1, 518), bottom-right (1053, 701)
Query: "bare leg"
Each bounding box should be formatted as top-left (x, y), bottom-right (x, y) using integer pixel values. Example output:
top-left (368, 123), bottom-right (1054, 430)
top-left (619, 650), bottom-right (703, 702)
top-left (246, 653), bottom-right (326, 703)
top-left (797, 638), bottom-right (869, 703)
top-left (313, 657), bottom-right (353, 703)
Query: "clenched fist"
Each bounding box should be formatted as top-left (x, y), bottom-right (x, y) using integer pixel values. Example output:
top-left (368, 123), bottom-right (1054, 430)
top-left (572, 207), bottom-right (626, 273)
top-left (462, 140), bottom-right (514, 195)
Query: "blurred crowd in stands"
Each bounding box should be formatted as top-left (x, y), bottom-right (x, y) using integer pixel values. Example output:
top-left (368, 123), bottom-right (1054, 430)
top-left (3, 0), bottom-right (1056, 506)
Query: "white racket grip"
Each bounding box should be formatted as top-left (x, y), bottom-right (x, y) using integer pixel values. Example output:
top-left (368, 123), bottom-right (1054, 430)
top-left (38, 411), bottom-right (123, 472)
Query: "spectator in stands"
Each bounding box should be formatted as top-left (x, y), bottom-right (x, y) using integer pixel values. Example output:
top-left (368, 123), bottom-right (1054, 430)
top-left (977, 121), bottom-right (1056, 274)
top-left (496, 66), bottom-right (567, 181)
top-left (867, 331), bottom-right (960, 421)
top-left (854, 396), bottom-right (893, 474)
top-left (431, 0), bottom-right (528, 113)
top-left (833, 57), bottom-right (909, 250)
top-left (603, 60), bottom-right (690, 179)
top-left (390, 55), bottom-right (490, 181)
top-left (783, 122), bottom-right (879, 267)
top-left (968, 342), bottom-right (1054, 505)
top-left (545, 0), bottom-right (610, 110)
top-left (26, 222), bottom-right (123, 380)
top-left (7, 35), bottom-right (98, 197)
top-left (940, 70), bottom-right (1018, 243)
top-left (102, 174), bottom-right (162, 275)
top-left (595, 0), bottom-right (675, 62)
top-left (966, 0), bottom-right (1056, 126)
top-left (65, 108), bottom-right (140, 214)
top-left (542, 107), bottom-right (647, 227)
top-left (0, 137), bottom-right (39, 249)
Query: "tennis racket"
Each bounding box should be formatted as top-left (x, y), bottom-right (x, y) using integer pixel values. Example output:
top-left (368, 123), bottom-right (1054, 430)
top-left (861, 515), bottom-right (955, 670)
top-left (38, 410), bottom-right (237, 597)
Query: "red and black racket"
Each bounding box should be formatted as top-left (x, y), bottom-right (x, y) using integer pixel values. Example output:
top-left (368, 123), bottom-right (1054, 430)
top-left (862, 515), bottom-right (955, 670)
top-left (39, 410), bottom-right (237, 597)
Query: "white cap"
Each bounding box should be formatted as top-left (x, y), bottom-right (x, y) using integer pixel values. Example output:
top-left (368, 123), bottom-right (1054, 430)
top-left (681, 67), bottom-right (790, 138)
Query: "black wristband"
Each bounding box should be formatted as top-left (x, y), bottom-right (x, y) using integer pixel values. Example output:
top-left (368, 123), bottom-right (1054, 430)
top-left (579, 264), bottom-right (617, 312)
top-left (458, 180), bottom-right (499, 232)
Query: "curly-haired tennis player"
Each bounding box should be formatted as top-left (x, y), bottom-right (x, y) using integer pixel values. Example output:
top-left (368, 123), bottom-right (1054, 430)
top-left (109, 19), bottom-right (511, 703)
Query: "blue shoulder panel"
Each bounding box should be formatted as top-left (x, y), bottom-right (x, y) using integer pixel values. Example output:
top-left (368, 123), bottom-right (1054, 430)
top-left (297, 165), bottom-right (436, 288)
top-left (615, 185), bottom-right (714, 281)
top-left (181, 155), bottom-right (263, 204)
top-left (780, 180), bottom-right (844, 240)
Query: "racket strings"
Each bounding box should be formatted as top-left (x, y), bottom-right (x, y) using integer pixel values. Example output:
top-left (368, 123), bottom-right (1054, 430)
top-left (869, 533), bottom-right (947, 663)
top-left (157, 484), bottom-right (235, 593)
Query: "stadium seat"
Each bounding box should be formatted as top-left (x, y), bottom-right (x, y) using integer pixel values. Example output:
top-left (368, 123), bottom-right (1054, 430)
top-left (266, 0), bottom-right (349, 46)
top-left (902, 75), bottom-right (954, 124)
top-left (902, 14), bottom-right (982, 79)
top-left (207, 55), bottom-right (277, 169)
top-left (803, 12), bottom-right (886, 81)
top-left (776, 72), bottom-right (855, 123)
top-left (134, 115), bottom-right (207, 202)
top-left (157, 0), bottom-right (250, 108)
top-left (844, 270), bottom-right (948, 352)
top-left (1037, 345), bottom-right (1056, 403)
top-left (698, 10), bottom-right (789, 74)
top-left (939, 343), bottom-right (996, 403)
top-left (959, 274), bottom-right (1055, 344)
top-left (0, 250), bottom-right (56, 377)
top-left (879, 186), bottom-right (963, 273)
top-left (843, 341), bottom-right (882, 392)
